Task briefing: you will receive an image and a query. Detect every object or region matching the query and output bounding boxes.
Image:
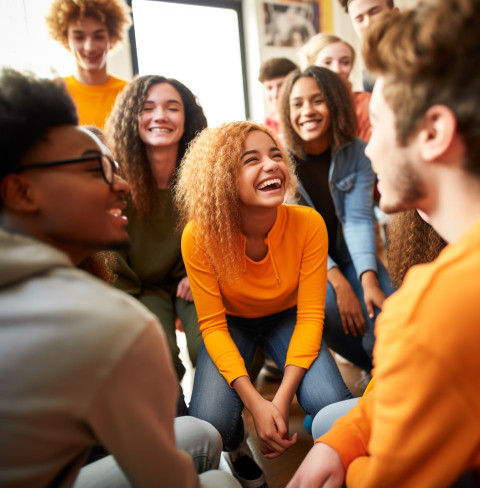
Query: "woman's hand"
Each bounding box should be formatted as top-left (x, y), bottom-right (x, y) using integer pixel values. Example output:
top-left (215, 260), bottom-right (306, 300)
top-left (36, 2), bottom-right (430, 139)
top-left (176, 276), bottom-right (193, 302)
top-left (328, 267), bottom-right (368, 337)
top-left (361, 270), bottom-right (386, 319)
top-left (233, 376), bottom-right (297, 459)
top-left (250, 397), bottom-right (297, 459)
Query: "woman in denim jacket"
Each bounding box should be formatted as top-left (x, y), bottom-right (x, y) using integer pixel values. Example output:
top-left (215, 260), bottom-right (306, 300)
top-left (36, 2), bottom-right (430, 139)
top-left (279, 66), bottom-right (395, 373)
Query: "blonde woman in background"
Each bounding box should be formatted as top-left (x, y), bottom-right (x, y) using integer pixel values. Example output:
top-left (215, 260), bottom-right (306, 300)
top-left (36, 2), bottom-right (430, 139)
top-left (299, 33), bottom-right (371, 142)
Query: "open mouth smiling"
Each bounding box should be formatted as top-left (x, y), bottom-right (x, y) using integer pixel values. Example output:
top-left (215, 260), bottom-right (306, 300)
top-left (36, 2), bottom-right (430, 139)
top-left (257, 178), bottom-right (282, 191)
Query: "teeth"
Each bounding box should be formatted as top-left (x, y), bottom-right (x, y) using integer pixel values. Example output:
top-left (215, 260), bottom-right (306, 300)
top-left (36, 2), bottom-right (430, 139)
top-left (149, 128), bottom-right (170, 132)
top-left (302, 120), bottom-right (320, 129)
top-left (107, 208), bottom-right (122, 217)
top-left (257, 178), bottom-right (281, 190)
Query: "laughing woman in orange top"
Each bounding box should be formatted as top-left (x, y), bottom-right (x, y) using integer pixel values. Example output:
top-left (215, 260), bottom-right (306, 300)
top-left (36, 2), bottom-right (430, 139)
top-left (175, 121), bottom-right (352, 488)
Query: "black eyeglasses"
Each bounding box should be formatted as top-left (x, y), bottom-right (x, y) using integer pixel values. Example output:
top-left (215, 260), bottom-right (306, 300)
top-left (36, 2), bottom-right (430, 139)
top-left (15, 154), bottom-right (120, 189)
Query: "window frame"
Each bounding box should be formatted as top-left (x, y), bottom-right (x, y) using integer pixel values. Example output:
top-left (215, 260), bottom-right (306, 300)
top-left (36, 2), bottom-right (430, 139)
top-left (126, 0), bottom-right (249, 119)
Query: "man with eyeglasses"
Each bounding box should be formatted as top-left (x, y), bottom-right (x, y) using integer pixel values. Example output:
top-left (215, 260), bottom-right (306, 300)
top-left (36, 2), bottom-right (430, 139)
top-left (0, 69), bottom-right (240, 488)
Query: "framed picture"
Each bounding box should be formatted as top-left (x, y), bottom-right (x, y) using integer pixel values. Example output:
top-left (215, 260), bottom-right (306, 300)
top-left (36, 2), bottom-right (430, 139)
top-left (263, 0), bottom-right (328, 47)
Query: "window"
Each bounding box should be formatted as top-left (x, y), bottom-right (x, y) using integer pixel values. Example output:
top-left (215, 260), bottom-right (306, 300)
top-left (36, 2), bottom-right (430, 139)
top-left (131, 0), bottom-right (248, 127)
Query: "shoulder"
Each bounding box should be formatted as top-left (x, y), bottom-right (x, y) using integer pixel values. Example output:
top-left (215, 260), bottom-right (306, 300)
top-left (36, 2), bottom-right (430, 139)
top-left (280, 205), bottom-right (326, 234)
top-left (62, 75), bottom-right (77, 87)
top-left (180, 221), bottom-right (199, 252)
top-left (107, 75), bottom-right (128, 90)
top-left (336, 138), bottom-right (372, 171)
top-left (353, 91), bottom-right (372, 104)
top-left (45, 268), bottom-right (157, 337)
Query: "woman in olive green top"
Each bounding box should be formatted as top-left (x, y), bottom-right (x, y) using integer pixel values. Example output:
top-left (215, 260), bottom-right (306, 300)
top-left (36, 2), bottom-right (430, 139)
top-left (106, 75), bottom-right (207, 383)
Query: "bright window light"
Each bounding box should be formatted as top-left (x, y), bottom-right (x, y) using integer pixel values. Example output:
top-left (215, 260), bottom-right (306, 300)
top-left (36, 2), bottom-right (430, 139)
top-left (132, 0), bottom-right (246, 127)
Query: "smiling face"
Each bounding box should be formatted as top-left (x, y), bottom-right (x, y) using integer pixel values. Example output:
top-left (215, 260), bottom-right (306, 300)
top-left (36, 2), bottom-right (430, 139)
top-left (348, 0), bottom-right (393, 38)
top-left (138, 82), bottom-right (186, 151)
top-left (315, 42), bottom-right (354, 82)
top-left (17, 126), bottom-right (130, 264)
top-left (289, 76), bottom-right (331, 154)
top-left (67, 16), bottom-right (111, 74)
top-left (366, 77), bottom-right (426, 214)
top-left (237, 130), bottom-right (289, 213)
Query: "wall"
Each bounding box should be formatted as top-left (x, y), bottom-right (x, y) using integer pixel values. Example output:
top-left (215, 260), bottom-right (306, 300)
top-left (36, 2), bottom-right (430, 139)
top-left (244, 0), bottom-right (415, 124)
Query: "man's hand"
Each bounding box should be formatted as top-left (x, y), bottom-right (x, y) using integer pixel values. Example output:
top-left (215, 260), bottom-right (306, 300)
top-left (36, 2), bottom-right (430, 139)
top-left (286, 443), bottom-right (345, 488)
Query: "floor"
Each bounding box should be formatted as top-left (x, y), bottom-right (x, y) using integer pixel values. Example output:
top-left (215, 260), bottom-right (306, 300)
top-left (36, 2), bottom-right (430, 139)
top-left (177, 331), bottom-right (364, 488)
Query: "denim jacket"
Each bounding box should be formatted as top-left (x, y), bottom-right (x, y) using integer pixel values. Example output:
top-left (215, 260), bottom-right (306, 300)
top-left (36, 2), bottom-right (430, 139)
top-left (295, 137), bottom-right (377, 279)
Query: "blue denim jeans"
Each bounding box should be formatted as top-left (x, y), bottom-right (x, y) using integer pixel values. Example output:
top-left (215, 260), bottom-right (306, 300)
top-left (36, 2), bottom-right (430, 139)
top-left (323, 257), bottom-right (395, 372)
top-left (189, 307), bottom-right (353, 451)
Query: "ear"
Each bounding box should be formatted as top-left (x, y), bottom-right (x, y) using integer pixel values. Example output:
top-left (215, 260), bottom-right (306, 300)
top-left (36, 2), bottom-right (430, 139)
top-left (0, 174), bottom-right (40, 213)
top-left (418, 105), bottom-right (457, 162)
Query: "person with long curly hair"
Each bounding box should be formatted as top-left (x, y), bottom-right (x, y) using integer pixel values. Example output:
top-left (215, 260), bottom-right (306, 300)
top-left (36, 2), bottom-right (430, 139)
top-left (106, 75), bottom-right (207, 389)
top-left (175, 121), bottom-right (352, 487)
top-left (279, 66), bottom-right (395, 377)
top-left (45, 0), bottom-right (132, 129)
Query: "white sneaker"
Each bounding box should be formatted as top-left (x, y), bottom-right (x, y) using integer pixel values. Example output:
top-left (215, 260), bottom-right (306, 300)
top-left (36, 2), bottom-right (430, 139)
top-left (224, 436), bottom-right (265, 488)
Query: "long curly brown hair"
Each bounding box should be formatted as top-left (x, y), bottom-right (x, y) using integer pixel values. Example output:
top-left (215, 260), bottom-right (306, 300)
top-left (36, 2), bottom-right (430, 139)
top-left (279, 66), bottom-right (357, 158)
top-left (174, 121), bottom-right (297, 283)
top-left (45, 0), bottom-right (131, 50)
top-left (386, 209), bottom-right (447, 287)
top-left (106, 75), bottom-right (207, 220)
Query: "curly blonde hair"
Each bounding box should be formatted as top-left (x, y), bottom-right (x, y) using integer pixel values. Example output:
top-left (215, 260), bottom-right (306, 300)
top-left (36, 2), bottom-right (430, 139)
top-left (174, 121), bottom-right (297, 283)
top-left (45, 0), bottom-right (131, 50)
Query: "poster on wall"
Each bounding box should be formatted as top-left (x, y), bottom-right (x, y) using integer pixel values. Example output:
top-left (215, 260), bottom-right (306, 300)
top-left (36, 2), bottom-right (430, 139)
top-left (263, 1), bottom-right (322, 47)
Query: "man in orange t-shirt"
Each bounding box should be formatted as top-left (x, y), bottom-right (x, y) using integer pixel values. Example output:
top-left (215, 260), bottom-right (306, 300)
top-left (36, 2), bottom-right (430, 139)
top-left (288, 1), bottom-right (480, 486)
top-left (45, 0), bottom-right (131, 129)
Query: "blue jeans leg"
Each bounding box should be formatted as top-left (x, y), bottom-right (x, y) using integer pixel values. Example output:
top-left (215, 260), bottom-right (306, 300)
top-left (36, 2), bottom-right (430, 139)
top-left (323, 258), bottom-right (395, 371)
top-left (311, 398), bottom-right (359, 439)
top-left (188, 322), bottom-right (259, 451)
top-left (189, 307), bottom-right (353, 451)
top-left (262, 315), bottom-right (353, 416)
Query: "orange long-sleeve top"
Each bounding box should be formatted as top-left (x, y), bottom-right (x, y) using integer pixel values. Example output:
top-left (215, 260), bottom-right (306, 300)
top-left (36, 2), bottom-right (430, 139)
top-left (181, 204), bottom-right (328, 386)
top-left (63, 75), bottom-right (127, 130)
top-left (318, 220), bottom-right (480, 487)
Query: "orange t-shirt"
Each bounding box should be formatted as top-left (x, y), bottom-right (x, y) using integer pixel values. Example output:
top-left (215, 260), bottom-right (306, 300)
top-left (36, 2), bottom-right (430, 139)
top-left (319, 220), bottom-right (480, 487)
top-left (63, 75), bottom-right (127, 129)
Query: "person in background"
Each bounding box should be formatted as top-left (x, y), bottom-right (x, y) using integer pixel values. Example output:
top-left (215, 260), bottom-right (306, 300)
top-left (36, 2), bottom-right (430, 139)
top-left (299, 32), bottom-right (371, 142)
top-left (175, 121), bottom-right (352, 488)
top-left (0, 68), bottom-right (240, 488)
top-left (336, 0), bottom-right (398, 92)
top-left (106, 75), bottom-right (207, 389)
top-left (45, 0), bottom-right (131, 129)
top-left (279, 66), bottom-right (394, 377)
top-left (258, 57), bottom-right (298, 134)
top-left (288, 0), bottom-right (480, 485)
